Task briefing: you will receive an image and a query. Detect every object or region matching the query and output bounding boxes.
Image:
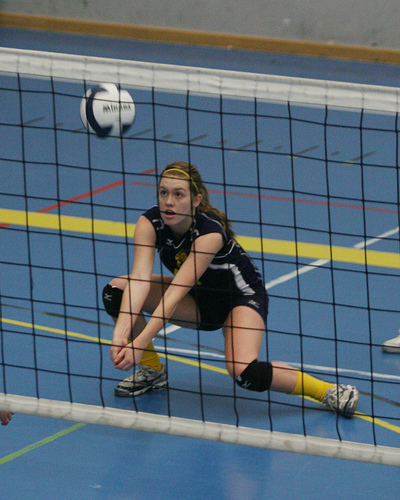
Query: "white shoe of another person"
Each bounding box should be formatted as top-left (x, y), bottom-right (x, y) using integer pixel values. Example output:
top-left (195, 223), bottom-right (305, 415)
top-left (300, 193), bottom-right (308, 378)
top-left (382, 331), bottom-right (400, 353)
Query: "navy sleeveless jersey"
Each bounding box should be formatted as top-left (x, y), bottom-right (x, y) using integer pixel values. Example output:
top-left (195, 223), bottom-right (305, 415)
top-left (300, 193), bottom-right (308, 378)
top-left (143, 206), bottom-right (265, 296)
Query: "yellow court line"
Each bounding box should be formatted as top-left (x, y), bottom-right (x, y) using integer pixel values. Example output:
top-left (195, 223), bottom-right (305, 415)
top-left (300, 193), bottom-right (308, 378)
top-left (1, 208), bottom-right (399, 269)
top-left (354, 412), bottom-right (400, 434)
top-left (0, 208), bottom-right (135, 239)
top-left (0, 318), bottom-right (228, 375)
top-left (303, 396), bottom-right (400, 434)
top-left (0, 318), bottom-right (227, 464)
top-left (236, 235), bottom-right (400, 269)
top-left (2, 317), bottom-right (400, 435)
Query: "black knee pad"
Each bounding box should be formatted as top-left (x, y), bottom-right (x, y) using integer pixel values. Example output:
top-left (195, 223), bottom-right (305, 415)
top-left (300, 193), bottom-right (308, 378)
top-left (102, 284), bottom-right (123, 319)
top-left (236, 360), bottom-right (273, 392)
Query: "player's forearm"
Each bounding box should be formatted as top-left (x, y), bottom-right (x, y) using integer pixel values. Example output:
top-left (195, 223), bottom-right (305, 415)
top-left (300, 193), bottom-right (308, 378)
top-left (136, 295), bottom-right (178, 348)
top-left (112, 279), bottom-right (150, 345)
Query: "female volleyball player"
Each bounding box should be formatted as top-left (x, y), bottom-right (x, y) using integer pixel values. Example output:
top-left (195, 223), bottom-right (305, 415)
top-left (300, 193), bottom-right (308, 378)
top-left (103, 161), bottom-right (359, 417)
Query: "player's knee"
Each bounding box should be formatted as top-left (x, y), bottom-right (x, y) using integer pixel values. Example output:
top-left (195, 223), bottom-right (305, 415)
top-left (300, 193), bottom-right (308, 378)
top-left (235, 360), bottom-right (273, 392)
top-left (102, 284), bottom-right (123, 319)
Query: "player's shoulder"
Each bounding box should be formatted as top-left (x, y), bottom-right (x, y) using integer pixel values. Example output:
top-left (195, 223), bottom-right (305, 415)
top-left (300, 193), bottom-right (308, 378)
top-left (142, 205), bottom-right (164, 229)
top-left (193, 212), bottom-right (230, 248)
top-left (143, 205), bottom-right (159, 220)
top-left (196, 211), bottom-right (224, 233)
top-left (135, 209), bottom-right (158, 241)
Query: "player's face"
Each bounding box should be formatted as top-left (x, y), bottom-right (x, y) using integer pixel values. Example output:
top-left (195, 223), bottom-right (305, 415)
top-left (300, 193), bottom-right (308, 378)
top-left (158, 175), bottom-right (201, 234)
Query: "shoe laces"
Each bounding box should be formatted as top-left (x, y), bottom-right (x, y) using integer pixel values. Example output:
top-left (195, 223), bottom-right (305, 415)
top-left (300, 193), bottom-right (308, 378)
top-left (134, 365), bottom-right (153, 382)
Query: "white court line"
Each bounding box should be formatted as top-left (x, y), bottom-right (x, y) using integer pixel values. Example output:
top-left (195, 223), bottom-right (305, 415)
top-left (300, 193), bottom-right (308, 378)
top-left (265, 225), bottom-right (399, 290)
top-left (353, 225), bottom-right (400, 249)
top-left (155, 346), bottom-right (400, 383)
top-left (158, 225), bottom-right (399, 381)
top-left (159, 324), bottom-right (182, 336)
top-left (156, 345), bottom-right (225, 360)
top-left (265, 258), bottom-right (330, 290)
top-left (161, 224), bottom-right (399, 315)
top-left (288, 362), bottom-right (400, 382)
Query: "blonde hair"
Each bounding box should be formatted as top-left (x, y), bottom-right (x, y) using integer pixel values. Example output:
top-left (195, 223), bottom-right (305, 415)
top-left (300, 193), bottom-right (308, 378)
top-left (161, 162), bottom-right (235, 239)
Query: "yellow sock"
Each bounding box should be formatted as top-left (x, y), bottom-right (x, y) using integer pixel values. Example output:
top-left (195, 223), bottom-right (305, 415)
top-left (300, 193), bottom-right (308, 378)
top-left (140, 341), bottom-right (163, 372)
top-left (291, 371), bottom-right (335, 402)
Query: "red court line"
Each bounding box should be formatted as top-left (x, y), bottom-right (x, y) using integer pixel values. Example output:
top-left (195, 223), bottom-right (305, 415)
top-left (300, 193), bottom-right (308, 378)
top-left (0, 180), bottom-right (126, 230)
top-left (1, 176), bottom-right (395, 233)
top-left (129, 181), bottom-right (397, 214)
top-left (220, 190), bottom-right (397, 214)
top-left (37, 180), bottom-right (126, 213)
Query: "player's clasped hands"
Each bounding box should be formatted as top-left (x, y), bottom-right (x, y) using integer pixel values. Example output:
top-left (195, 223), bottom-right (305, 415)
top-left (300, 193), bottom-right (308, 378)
top-left (110, 340), bottom-right (143, 371)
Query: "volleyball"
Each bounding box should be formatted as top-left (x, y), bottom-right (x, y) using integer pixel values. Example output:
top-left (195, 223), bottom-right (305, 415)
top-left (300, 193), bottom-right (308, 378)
top-left (80, 83), bottom-right (136, 137)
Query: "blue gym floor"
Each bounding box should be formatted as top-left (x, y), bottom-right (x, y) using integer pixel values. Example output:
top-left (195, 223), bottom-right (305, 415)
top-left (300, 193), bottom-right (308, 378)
top-left (1, 26), bottom-right (400, 499)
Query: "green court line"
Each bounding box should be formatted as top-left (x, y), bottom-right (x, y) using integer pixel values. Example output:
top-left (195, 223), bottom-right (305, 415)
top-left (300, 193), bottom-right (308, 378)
top-left (1, 208), bottom-right (399, 269)
top-left (0, 423), bottom-right (85, 465)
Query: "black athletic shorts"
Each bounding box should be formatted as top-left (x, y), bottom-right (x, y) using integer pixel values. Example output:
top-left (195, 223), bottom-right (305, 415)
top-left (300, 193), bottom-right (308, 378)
top-left (189, 286), bottom-right (269, 331)
top-left (103, 284), bottom-right (269, 332)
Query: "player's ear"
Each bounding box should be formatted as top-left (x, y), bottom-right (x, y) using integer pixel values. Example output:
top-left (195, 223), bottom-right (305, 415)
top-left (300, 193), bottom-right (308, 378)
top-left (193, 193), bottom-right (202, 209)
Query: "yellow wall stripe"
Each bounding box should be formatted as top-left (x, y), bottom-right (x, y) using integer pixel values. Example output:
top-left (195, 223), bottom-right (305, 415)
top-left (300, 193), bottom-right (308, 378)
top-left (1, 208), bottom-right (398, 269)
top-left (2, 12), bottom-right (400, 65)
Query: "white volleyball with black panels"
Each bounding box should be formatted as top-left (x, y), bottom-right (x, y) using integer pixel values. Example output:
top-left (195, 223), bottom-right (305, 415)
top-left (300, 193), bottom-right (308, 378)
top-left (80, 83), bottom-right (136, 137)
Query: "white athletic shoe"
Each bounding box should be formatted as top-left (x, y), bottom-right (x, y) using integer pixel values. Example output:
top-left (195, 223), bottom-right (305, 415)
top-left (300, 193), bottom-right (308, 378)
top-left (114, 365), bottom-right (168, 397)
top-left (382, 331), bottom-right (400, 353)
top-left (321, 384), bottom-right (359, 418)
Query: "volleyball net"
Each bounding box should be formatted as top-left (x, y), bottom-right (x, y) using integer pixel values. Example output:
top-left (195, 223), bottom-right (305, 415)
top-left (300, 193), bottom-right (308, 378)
top-left (1, 47), bottom-right (400, 466)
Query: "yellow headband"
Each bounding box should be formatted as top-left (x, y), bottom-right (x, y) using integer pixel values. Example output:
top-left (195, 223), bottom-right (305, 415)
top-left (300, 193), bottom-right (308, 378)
top-left (162, 167), bottom-right (200, 194)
